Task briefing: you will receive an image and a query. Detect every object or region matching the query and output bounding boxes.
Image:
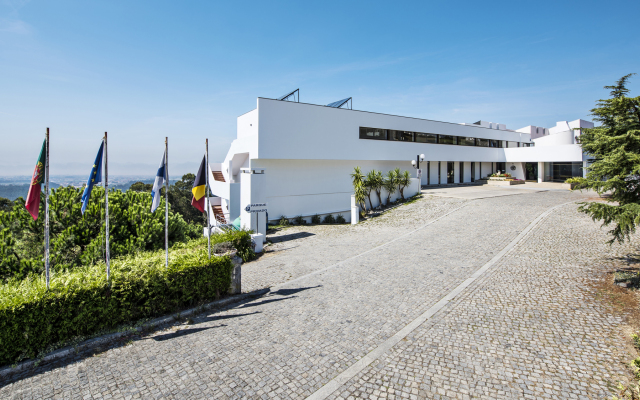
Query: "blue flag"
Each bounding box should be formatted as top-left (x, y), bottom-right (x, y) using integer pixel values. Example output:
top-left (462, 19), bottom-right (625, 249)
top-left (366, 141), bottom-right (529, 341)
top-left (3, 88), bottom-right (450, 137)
top-left (81, 141), bottom-right (104, 215)
top-left (150, 151), bottom-right (166, 212)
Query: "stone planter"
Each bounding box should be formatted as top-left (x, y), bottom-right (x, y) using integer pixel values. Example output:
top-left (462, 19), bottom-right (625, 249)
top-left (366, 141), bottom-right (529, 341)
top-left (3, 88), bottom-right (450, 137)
top-left (229, 254), bottom-right (242, 294)
top-left (214, 250), bottom-right (242, 295)
top-left (487, 179), bottom-right (525, 186)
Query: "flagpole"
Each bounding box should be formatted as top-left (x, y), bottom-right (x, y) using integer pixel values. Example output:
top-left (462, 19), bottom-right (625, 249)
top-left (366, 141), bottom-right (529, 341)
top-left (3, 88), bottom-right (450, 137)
top-left (45, 128), bottom-right (50, 290)
top-left (104, 132), bottom-right (110, 283)
top-left (165, 137), bottom-right (169, 269)
top-left (205, 138), bottom-right (211, 258)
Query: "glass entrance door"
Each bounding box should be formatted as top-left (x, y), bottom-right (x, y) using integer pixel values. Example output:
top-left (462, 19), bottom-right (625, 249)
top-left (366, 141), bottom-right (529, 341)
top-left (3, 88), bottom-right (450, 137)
top-left (471, 162), bottom-right (475, 182)
top-left (525, 162), bottom-right (538, 181)
top-left (447, 162), bottom-right (454, 183)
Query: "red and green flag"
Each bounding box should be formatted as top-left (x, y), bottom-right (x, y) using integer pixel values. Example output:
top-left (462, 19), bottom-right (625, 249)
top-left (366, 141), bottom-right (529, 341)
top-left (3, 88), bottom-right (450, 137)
top-left (25, 139), bottom-right (47, 220)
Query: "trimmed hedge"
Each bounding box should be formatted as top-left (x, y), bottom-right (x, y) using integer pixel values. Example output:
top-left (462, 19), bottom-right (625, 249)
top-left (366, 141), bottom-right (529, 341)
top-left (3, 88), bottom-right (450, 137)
top-left (0, 241), bottom-right (233, 366)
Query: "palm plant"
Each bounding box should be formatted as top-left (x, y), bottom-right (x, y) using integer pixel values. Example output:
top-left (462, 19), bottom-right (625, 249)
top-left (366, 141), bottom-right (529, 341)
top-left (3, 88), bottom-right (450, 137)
top-left (396, 170), bottom-right (412, 201)
top-left (350, 166), bottom-right (367, 212)
top-left (383, 170), bottom-right (397, 206)
top-left (363, 170), bottom-right (380, 210)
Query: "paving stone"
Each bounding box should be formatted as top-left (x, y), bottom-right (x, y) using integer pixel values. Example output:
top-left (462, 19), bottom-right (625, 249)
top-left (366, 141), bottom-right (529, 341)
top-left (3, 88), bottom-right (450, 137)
top-left (1, 190), bottom-right (635, 399)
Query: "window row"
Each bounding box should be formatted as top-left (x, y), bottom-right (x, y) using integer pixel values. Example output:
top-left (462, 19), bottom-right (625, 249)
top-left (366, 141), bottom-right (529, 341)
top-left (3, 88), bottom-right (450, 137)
top-left (359, 127), bottom-right (533, 148)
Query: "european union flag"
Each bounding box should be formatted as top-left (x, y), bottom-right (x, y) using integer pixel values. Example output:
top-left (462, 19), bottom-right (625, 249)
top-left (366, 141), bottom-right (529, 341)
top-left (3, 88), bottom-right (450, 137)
top-left (81, 141), bottom-right (104, 215)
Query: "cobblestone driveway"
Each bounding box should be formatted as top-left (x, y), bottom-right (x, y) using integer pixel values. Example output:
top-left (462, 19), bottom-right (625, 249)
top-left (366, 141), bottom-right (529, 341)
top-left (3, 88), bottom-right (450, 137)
top-left (1, 190), bottom-right (637, 399)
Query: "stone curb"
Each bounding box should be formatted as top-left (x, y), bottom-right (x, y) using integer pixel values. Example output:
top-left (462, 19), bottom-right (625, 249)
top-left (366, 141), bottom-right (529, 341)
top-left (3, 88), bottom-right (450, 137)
top-left (0, 288), bottom-right (270, 379)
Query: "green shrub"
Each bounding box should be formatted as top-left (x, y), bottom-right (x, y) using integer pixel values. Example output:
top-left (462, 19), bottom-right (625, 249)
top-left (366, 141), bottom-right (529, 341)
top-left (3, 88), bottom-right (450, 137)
top-left (323, 214), bottom-right (335, 224)
top-left (294, 215), bottom-right (305, 225)
top-left (0, 186), bottom-right (201, 282)
top-left (0, 240), bottom-right (233, 366)
top-left (311, 214), bottom-right (321, 224)
top-left (335, 214), bottom-right (346, 224)
top-left (278, 215), bottom-right (289, 226)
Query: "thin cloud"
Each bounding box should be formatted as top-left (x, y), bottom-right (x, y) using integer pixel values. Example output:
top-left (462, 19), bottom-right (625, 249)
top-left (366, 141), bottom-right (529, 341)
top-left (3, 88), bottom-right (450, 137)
top-left (0, 18), bottom-right (32, 34)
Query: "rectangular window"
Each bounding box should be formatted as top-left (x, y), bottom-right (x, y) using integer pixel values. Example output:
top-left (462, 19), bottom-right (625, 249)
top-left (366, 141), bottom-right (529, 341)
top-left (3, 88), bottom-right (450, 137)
top-left (489, 140), bottom-right (502, 148)
top-left (359, 127), bottom-right (387, 140)
top-left (459, 137), bottom-right (476, 146)
top-left (550, 162), bottom-right (583, 182)
top-left (415, 132), bottom-right (438, 143)
top-left (476, 138), bottom-right (489, 147)
top-left (388, 130), bottom-right (414, 142)
top-left (439, 135), bottom-right (457, 145)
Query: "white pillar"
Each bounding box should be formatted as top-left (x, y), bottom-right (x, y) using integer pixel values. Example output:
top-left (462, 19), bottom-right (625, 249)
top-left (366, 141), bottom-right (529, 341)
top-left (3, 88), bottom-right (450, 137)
top-left (351, 195), bottom-right (359, 225)
top-left (240, 167), bottom-right (266, 236)
top-left (537, 162), bottom-right (544, 183)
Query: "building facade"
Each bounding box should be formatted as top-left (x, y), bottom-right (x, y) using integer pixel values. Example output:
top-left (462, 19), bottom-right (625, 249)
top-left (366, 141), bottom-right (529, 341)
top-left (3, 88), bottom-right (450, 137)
top-left (206, 96), bottom-right (593, 233)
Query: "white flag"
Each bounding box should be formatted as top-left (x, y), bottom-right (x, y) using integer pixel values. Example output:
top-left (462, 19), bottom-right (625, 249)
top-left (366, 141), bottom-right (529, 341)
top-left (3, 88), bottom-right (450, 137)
top-left (150, 151), bottom-right (166, 212)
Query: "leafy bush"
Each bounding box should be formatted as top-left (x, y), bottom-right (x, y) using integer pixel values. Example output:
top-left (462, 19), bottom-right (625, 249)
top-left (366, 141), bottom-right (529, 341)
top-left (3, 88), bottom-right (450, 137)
top-left (311, 214), bottom-right (321, 224)
top-left (335, 214), bottom-right (346, 224)
top-left (278, 215), bottom-right (289, 226)
top-left (323, 214), bottom-right (335, 224)
top-left (0, 240), bottom-right (233, 366)
top-left (294, 215), bottom-right (305, 225)
top-left (209, 230), bottom-right (255, 262)
top-left (0, 186), bottom-right (201, 282)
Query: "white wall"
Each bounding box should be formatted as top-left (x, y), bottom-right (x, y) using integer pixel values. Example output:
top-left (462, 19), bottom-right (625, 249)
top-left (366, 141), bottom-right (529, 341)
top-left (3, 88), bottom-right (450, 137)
top-left (480, 162), bottom-right (493, 178)
top-left (251, 159), bottom-right (418, 221)
top-left (257, 98), bottom-right (530, 163)
top-left (463, 162), bottom-right (471, 182)
top-left (237, 109), bottom-right (259, 139)
top-left (504, 145), bottom-right (583, 162)
top-left (506, 162), bottom-right (525, 180)
top-left (440, 162), bottom-right (447, 184)
top-left (429, 161), bottom-right (439, 185)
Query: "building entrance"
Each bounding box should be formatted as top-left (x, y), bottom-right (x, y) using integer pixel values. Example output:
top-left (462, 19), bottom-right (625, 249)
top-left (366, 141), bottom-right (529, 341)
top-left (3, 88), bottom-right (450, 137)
top-left (471, 162), bottom-right (475, 182)
top-left (447, 162), bottom-right (454, 183)
top-left (525, 162), bottom-right (538, 181)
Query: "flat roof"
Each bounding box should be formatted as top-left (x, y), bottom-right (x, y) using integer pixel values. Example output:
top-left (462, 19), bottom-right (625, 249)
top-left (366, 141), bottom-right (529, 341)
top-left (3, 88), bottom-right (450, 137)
top-left (256, 97), bottom-right (517, 133)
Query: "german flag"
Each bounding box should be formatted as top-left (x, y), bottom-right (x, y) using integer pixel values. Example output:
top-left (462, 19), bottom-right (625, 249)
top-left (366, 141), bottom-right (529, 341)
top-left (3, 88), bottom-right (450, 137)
top-left (25, 139), bottom-right (47, 220)
top-left (191, 155), bottom-right (207, 212)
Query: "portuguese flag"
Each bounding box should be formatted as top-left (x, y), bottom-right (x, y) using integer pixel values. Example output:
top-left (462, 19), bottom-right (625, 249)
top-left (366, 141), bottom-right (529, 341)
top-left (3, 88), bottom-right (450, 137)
top-left (191, 155), bottom-right (207, 212)
top-left (25, 139), bottom-right (47, 220)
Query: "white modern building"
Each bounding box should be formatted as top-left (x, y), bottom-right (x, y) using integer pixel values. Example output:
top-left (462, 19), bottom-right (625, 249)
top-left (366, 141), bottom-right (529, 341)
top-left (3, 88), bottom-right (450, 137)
top-left (205, 91), bottom-right (593, 234)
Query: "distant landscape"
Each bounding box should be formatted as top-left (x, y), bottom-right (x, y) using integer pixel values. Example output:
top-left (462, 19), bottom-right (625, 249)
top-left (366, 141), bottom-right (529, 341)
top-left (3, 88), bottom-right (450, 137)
top-left (0, 178), bottom-right (178, 200)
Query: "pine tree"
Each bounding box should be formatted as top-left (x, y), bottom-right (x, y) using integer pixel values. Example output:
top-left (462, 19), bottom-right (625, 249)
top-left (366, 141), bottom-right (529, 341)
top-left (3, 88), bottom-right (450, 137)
top-left (568, 74), bottom-right (640, 243)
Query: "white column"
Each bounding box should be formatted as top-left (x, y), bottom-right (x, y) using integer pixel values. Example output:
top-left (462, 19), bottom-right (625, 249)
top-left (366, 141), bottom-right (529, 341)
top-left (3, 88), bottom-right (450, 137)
top-left (351, 195), bottom-right (359, 225)
top-left (538, 162), bottom-right (544, 183)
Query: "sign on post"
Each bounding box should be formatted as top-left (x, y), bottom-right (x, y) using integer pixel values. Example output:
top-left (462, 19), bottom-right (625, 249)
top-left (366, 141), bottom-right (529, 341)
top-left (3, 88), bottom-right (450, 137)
top-left (245, 203), bottom-right (268, 213)
top-left (417, 169), bottom-right (422, 179)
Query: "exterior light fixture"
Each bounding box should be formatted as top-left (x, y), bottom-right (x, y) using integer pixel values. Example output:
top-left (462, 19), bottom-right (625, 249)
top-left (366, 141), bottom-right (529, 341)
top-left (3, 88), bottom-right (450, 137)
top-left (411, 154), bottom-right (426, 179)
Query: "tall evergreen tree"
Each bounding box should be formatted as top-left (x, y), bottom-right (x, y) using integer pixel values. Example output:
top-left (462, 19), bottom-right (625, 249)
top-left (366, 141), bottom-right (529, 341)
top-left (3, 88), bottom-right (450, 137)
top-left (568, 74), bottom-right (640, 243)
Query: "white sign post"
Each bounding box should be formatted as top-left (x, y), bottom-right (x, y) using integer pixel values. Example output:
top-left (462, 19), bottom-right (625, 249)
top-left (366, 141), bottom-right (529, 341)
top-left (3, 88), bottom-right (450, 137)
top-left (417, 168), bottom-right (422, 179)
top-left (245, 203), bottom-right (268, 213)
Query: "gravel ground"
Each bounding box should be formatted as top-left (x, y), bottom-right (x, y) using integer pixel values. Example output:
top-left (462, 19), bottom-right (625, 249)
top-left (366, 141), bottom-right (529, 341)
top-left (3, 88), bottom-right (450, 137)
top-left (1, 189), bottom-right (636, 400)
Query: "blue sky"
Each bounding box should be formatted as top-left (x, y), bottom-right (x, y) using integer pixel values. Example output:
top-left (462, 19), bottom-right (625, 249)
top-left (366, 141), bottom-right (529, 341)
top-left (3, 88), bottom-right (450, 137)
top-left (1, 0), bottom-right (639, 177)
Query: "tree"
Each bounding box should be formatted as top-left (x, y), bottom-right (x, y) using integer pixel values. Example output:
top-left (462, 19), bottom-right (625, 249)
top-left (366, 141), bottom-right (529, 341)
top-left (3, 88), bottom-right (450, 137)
top-left (363, 170), bottom-right (377, 210)
top-left (129, 181), bottom-right (153, 192)
top-left (0, 197), bottom-right (12, 212)
top-left (350, 167), bottom-right (367, 212)
top-left (396, 169), bottom-right (412, 200)
top-left (383, 170), bottom-right (398, 206)
top-left (567, 74), bottom-right (640, 243)
top-left (168, 173), bottom-right (203, 225)
top-left (0, 185), bottom-right (200, 282)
